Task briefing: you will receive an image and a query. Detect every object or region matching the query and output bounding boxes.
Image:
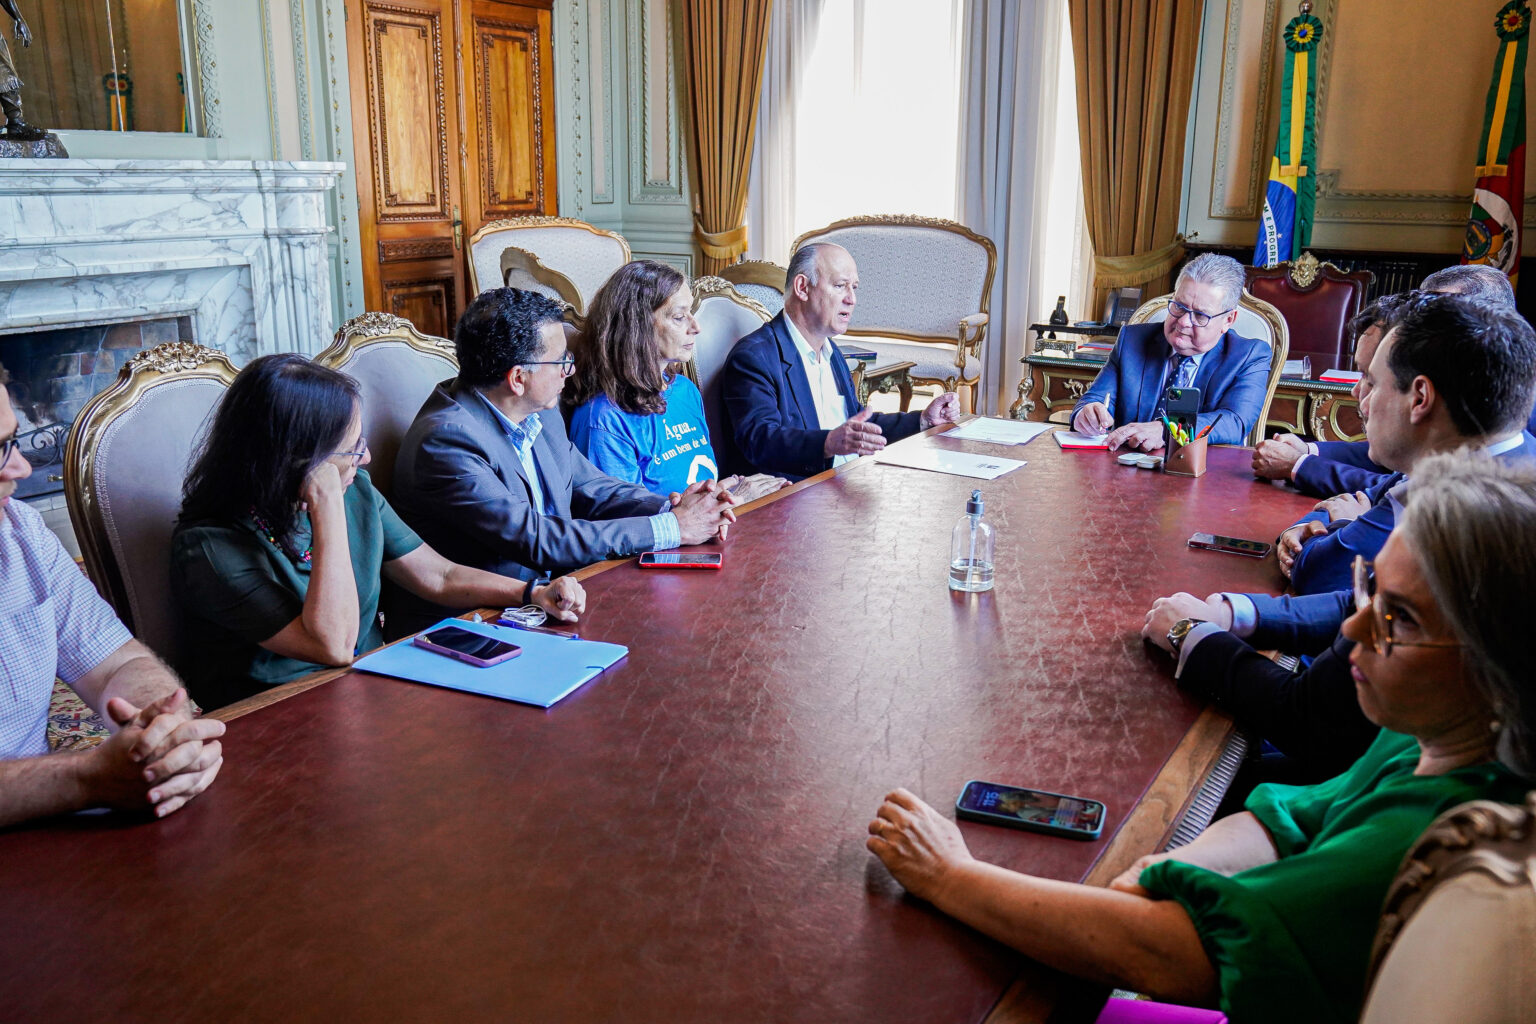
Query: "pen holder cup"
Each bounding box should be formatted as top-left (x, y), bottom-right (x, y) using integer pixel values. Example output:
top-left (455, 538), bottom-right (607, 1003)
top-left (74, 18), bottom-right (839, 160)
top-left (1164, 434), bottom-right (1208, 477)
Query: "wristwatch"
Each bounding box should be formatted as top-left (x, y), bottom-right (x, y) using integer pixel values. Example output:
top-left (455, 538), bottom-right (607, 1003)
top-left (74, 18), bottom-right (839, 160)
top-left (1166, 618), bottom-right (1207, 656)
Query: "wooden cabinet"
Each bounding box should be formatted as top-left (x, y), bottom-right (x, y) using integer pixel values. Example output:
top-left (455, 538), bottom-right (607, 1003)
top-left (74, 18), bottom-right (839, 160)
top-left (1011, 355), bottom-right (1365, 443)
top-left (346, 0), bottom-right (556, 339)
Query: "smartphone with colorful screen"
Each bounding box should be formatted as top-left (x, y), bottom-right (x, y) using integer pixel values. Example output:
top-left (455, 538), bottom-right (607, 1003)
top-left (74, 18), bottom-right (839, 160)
top-left (955, 780), bottom-right (1106, 840)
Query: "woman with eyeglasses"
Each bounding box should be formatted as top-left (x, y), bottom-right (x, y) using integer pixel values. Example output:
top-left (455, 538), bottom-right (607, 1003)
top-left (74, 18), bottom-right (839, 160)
top-left (567, 260), bottom-right (787, 503)
top-left (867, 452), bottom-right (1536, 1024)
top-left (171, 354), bottom-right (585, 710)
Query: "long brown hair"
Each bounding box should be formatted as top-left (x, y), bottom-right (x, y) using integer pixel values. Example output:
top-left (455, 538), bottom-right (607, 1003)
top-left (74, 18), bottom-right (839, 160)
top-left (568, 260), bottom-right (686, 415)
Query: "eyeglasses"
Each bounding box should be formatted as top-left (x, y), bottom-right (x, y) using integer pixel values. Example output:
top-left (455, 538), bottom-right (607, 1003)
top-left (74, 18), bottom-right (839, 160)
top-left (0, 434), bottom-right (18, 470)
top-left (522, 354), bottom-right (576, 377)
top-left (1168, 299), bottom-right (1234, 328)
top-left (1351, 555), bottom-right (1462, 657)
top-left (331, 436), bottom-right (369, 466)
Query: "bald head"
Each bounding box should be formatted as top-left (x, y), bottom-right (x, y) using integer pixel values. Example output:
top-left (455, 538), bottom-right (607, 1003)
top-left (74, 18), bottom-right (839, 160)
top-left (785, 243), bottom-right (858, 347)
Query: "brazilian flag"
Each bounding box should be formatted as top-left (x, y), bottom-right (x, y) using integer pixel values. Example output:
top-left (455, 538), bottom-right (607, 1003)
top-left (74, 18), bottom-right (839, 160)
top-left (1255, 11), bottom-right (1324, 267)
top-left (1463, 1), bottom-right (1530, 286)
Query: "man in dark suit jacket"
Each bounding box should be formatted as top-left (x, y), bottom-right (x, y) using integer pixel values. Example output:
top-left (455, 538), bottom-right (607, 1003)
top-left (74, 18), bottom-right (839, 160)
top-left (718, 243), bottom-right (960, 480)
top-left (392, 289), bottom-right (735, 629)
top-left (1071, 253), bottom-right (1272, 450)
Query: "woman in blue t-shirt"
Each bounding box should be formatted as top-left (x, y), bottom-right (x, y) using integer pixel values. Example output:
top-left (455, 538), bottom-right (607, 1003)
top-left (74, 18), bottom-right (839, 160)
top-left (569, 260), bottom-right (785, 501)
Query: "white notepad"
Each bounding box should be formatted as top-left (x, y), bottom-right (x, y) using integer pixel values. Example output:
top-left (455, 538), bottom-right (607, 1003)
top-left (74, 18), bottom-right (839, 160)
top-left (875, 446), bottom-right (1025, 480)
top-left (945, 417), bottom-right (1054, 446)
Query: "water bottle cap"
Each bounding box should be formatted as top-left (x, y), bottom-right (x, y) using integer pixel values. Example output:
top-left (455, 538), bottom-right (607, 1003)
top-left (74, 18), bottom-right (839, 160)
top-left (967, 489), bottom-right (984, 515)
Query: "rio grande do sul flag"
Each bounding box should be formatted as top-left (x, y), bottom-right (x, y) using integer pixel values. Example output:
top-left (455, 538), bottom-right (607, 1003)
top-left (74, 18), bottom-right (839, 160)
top-left (1462, 1), bottom-right (1530, 285)
top-left (1254, 7), bottom-right (1324, 267)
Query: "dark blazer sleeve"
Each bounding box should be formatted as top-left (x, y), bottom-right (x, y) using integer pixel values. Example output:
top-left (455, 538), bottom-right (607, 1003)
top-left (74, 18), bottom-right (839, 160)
top-left (1289, 494), bottom-right (1396, 596)
top-left (1179, 633), bottom-right (1380, 780)
top-left (1246, 589), bottom-right (1355, 655)
top-left (1313, 440), bottom-right (1382, 470)
top-left (395, 411), bottom-right (656, 576)
top-left (1195, 334), bottom-right (1273, 445)
top-left (1291, 455), bottom-right (1390, 500)
top-left (829, 345), bottom-right (922, 442)
top-left (721, 333), bottom-right (834, 480)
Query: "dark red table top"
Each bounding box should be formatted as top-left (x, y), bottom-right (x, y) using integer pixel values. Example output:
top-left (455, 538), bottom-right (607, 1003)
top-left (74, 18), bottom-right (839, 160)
top-left (0, 430), bottom-right (1315, 1023)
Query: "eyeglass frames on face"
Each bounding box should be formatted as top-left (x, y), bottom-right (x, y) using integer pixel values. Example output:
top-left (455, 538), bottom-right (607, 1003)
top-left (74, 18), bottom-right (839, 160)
top-left (1351, 555), bottom-right (1463, 657)
top-left (0, 434), bottom-right (18, 471)
top-left (331, 436), bottom-right (369, 466)
top-left (1168, 299), bottom-right (1234, 328)
top-left (522, 354), bottom-right (576, 377)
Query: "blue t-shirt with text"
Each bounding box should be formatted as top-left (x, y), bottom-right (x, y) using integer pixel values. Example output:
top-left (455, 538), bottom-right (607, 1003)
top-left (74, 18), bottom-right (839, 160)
top-left (569, 375), bottom-right (719, 494)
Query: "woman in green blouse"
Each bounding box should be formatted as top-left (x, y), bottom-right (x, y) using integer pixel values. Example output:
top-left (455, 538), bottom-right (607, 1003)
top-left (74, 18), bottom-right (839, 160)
top-left (867, 452), bottom-right (1536, 1024)
top-left (171, 354), bottom-right (585, 710)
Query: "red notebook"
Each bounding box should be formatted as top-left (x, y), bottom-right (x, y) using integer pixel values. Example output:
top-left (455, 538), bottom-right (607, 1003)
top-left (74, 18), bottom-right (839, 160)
top-left (1319, 369), bottom-right (1363, 384)
top-left (1052, 430), bottom-right (1110, 450)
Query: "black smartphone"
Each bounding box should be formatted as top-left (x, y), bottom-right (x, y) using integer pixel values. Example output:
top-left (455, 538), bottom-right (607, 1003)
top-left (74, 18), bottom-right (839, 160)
top-left (955, 780), bottom-right (1106, 840)
top-left (412, 625), bottom-right (522, 667)
top-left (1188, 532), bottom-right (1273, 558)
top-left (1162, 386), bottom-right (1201, 449)
top-left (638, 551), bottom-right (724, 569)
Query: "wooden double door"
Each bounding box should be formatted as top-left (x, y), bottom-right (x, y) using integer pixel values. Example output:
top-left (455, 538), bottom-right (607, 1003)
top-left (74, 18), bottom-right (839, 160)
top-left (347, 0), bottom-right (557, 338)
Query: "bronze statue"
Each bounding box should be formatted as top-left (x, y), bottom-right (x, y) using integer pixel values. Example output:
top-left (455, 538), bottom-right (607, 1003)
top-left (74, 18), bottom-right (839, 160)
top-left (1, 0), bottom-right (46, 139)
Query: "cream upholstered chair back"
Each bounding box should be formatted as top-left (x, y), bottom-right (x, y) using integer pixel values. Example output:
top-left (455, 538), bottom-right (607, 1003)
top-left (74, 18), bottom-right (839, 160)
top-left (63, 342), bottom-right (239, 665)
top-left (500, 245), bottom-right (584, 310)
top-left (314, 313), bottom-right (458, 500)
top-left (718, 260), bottom-right (787, 319)
top-left (1127, 290), bottom-right (1290, 447)
top-left (1361, 794), bottom-right (1536, 1024)
top-left (789, 215), bottom-right (996, 403)
top-left (468, 216), bottom-right (630, 312)
top-left (685, 278), bottom-right (770, 449)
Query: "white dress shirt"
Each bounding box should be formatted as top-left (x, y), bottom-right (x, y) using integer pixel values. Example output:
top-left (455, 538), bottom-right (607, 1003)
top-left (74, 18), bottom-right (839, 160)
top-left (784, 314), bottom-right (855, 468)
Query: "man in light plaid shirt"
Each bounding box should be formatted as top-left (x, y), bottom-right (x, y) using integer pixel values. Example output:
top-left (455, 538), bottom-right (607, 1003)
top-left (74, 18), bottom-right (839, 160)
top-left (0, 366), bottom-right (223, 825)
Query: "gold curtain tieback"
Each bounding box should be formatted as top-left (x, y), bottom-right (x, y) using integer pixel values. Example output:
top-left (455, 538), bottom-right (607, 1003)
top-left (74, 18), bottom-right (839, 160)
top-left (1093, 238), bottom-right (1187, 290)
top-left (693, 217), bottom-right (749, 260)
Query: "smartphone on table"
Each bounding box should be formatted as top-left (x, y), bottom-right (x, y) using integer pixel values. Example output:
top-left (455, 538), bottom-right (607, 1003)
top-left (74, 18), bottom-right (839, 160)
top-left (955, 780), bottom-right (1106, 840)
top-left (638, 551), bottom-right (724, 569)
top-left (412, 625), bottom-right (522, 667)
top-left (1188, 532), bottom-right (1273, 559)
top-left (1163, 386), bottom-right (1201, 447)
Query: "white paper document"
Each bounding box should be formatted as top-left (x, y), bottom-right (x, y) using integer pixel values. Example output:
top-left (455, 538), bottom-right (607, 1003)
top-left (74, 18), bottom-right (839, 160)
top-left (945, 417), bottom-right (1054, 446)
top-left (875, 446), bottom-right (1025, 480)
top-left (1052, 430), bottom-right (1110, 449)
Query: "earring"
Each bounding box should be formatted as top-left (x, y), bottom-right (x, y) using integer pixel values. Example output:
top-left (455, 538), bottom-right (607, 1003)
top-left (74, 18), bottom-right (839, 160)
top-left (1490, 719), bottom-right (1503, 734)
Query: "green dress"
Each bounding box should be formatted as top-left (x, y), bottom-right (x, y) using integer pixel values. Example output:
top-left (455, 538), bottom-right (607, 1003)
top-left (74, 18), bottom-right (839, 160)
top-left (171, 470), bottom-right (423, 709)
top-left (1140, 728), bottom-right (1528, 1024)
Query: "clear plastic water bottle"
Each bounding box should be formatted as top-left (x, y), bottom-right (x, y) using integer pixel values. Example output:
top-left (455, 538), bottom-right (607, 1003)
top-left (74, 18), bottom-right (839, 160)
top-left (948, 489), bottom-right (995, 592)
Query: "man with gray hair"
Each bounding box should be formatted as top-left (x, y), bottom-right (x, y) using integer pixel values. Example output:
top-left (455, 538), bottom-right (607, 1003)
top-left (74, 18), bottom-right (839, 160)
top-left (1072, 253), bottom-right (1273, 450)
top-left (718, 242), bottom-right (960, 480)
top-left (1419, 263), bottom-right (1517, 308)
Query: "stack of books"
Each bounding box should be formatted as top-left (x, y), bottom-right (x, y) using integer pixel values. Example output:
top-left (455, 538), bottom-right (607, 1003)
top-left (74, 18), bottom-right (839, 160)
top-left (1072, 337), bottom-right (1116, 361)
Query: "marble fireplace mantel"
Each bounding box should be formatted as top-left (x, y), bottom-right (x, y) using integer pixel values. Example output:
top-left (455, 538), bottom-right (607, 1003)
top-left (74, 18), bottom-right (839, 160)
top-left (0, 160), bottom-right (343, 362)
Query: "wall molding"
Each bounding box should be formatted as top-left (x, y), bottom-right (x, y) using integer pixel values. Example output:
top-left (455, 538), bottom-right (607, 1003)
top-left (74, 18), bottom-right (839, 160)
top-left (193, 0), bottom-right (223, 138)
top-left (591, 0), bottom-right (615, 203)
top-left (1208, 0), bottom-right (1279, 219)
top-left (321, 0), bottom-right (361, 314)
top-left (260, 0), bottom-right (282, 157)
top-left (566, 0), bottom-right (587, 214)
top-left (291, 0), bottom-right (315, 159)
top-left (626, 0), bottom-right (687, 205)
top-left (1313, 169), bottom-right (1536, 226)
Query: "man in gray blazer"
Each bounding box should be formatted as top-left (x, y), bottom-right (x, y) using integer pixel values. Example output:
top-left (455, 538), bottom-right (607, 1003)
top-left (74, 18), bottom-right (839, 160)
top-left (391, 289), bottom-right (735, 630)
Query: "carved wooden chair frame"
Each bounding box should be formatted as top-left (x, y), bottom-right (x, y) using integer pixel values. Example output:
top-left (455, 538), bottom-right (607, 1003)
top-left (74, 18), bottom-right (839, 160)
top-left (63, 341), bottom-right (240, 633)
top-left (788, 214), bottom-right (997, 397)
top-left (466, 215), bottom-right (633, 304)
top-left (1128, 290), bottom-right (1290, 447)
top-left (314, 312), bottom-right (458, 370)
top-left (718, 259), bottom-right (789, 296)
top-left (1367, 793), bottom-right (1536, 991)
top-left (680, 276), bottom-right (770, 390)
top-left (500, 245), bottom-right (585, 311)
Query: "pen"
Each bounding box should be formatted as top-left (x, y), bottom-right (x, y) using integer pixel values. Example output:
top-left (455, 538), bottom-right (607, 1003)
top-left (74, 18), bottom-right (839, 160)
top-left (1193, 423), bottom-right (1213, 441)
top-left (497, 618), bottom-right (582, 640)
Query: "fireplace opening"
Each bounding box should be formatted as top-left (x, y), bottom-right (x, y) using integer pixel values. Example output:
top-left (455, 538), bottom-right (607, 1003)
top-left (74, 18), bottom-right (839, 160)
top-left (2, 316), bottom-right (194, 501)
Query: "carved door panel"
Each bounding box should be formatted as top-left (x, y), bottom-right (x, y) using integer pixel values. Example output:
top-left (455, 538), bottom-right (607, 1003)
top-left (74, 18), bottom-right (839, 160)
top-left (459, 0), bottom-right (558, 233)
top-left (347, 0), bottom-right (465, 339)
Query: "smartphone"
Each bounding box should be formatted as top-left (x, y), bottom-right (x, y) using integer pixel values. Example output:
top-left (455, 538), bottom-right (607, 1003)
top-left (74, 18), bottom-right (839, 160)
top-left (1163, 385), bottom-right (1201, 448)
top-left (1188, 532), bottom-right (1273, 559)
top-left (955, 780), bottom-right (1106, 840)
top-left (412, 625), bottom-right (522, 667)
top-left (638, 551), bottom-right (724, 569)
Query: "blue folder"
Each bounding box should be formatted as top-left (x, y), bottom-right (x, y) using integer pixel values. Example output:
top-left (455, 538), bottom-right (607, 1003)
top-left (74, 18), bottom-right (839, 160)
top-left (351, 618), bottom-right (629, 708)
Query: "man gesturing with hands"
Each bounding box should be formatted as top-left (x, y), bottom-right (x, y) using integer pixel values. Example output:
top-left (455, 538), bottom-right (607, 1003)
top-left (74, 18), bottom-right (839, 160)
top-left (0, 372), bottom-right (223, 826)
top-left (720, 242), bottom-right (960, 480)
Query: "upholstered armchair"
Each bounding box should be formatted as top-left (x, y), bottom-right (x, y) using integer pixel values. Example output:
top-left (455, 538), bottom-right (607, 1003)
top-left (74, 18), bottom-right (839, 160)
top-left (467, 216), bottom-right (630, 313)
top-left (1361, 794), bottom-right (1536, 1023)
top-left (684, 277), bottom-right (770, 448)
top-left (1127, 291), bottom-right (1290, 447)
top-left (500, 245), bottom-right (584, 311)
top-left (314, 313), bottom-right (458, 499)
top-left (717, 259), bottom-right (787, 319)
top-left (64, 342), bottom-right (239, 666)
top-left (1244, 252), bottom-right (1372, 374)
top-left (789, 215), bottom-right (996, 410)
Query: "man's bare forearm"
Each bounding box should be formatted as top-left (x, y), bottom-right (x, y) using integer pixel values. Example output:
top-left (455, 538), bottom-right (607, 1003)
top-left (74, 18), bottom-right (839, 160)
top-left (0, 750), bottom-right (92, 827)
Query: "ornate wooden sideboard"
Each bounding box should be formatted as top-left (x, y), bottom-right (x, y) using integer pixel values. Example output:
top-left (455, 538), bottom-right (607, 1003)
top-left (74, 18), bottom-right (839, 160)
top-left (1010, 354), bottom-right (1364, 443)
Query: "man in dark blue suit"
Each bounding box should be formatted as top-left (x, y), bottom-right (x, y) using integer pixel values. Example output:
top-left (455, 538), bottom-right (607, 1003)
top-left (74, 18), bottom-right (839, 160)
top-left (1071, 253), bottom-right (1272, 450)
top-left (718, 243), bottom-right (960, 480)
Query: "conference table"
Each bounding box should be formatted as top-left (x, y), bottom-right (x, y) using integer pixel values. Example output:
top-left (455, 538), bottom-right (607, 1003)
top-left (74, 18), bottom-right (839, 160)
top-left (0, 424), bottom-right (1317, 1023)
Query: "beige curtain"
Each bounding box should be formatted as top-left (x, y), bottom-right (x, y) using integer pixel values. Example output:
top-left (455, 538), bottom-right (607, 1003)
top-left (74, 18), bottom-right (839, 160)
top-left (1069, 0), bottom-right (1203, 311)
top-left (684, 0), bottom-right (773, 276)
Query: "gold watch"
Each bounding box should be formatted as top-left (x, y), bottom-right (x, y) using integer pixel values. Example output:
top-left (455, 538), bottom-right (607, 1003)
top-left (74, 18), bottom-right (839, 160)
top-left (1166, 618), bottom-right (1207, 656)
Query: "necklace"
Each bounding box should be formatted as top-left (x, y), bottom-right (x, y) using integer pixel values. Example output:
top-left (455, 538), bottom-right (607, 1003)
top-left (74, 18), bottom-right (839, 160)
top-left (249, 507), bottom-right (312, 564)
